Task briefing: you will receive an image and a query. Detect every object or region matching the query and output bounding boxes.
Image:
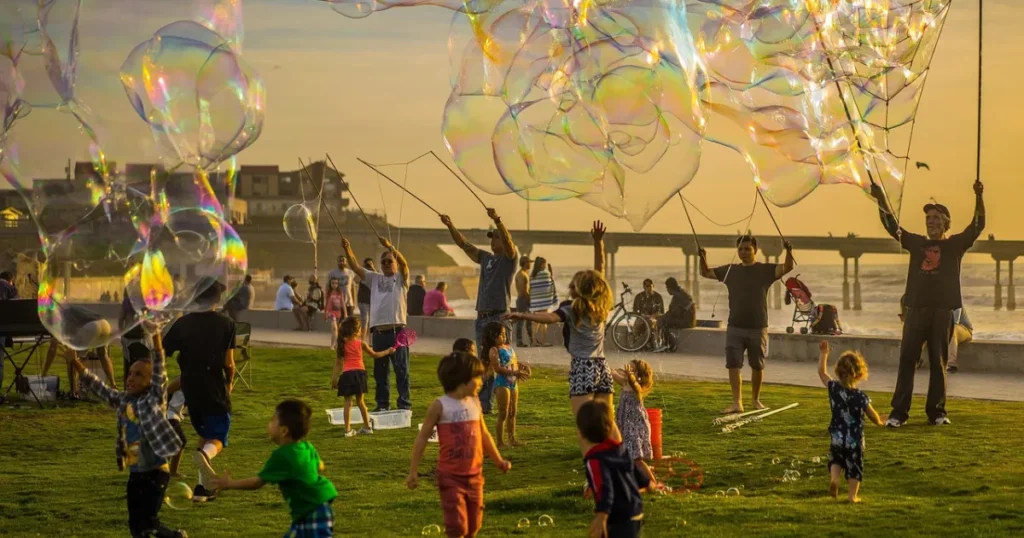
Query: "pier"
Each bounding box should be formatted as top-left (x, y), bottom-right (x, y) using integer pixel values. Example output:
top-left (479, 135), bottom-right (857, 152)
top-left (2, 221), bottom-right (1021, 310)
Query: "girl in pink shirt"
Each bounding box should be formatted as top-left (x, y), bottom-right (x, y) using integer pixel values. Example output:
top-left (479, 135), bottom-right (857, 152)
top-left (330, 317), bottom-right (394, 437)
top-left (407, 352), bottom-right (510, 538)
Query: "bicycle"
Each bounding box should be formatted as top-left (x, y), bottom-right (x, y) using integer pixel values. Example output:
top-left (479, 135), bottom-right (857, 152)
top-left (607, 283), bottom-right (653, 352)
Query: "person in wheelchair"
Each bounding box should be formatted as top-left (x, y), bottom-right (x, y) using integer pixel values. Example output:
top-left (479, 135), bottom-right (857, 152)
top-left (631, 279), bottom-right (664, 350)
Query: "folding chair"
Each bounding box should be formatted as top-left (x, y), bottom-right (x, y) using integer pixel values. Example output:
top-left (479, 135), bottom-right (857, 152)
top-left (233, 322), bottom-right (253, 389)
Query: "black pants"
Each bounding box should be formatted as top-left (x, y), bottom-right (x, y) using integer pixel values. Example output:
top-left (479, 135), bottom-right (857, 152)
top-left (891, 307), bottom-right (952, 422)
top-left (607, 519), bottom-right (643, 537)
top-left (127, 469), bottom-right (170, 537)
top-left (514, 297), bottom-right (533, 344)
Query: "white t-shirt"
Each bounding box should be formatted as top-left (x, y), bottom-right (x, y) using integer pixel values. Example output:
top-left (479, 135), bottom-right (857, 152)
top-left (274, 283), bottom-right (296, 310)
top-left (363, 271), bottom-right (408, 329)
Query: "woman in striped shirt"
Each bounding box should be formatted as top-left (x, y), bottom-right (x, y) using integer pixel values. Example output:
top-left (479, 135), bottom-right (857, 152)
top-left (528, 257), bottom-right (557, 347)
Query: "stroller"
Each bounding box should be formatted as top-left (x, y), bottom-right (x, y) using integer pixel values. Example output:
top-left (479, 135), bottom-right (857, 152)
top-left (783, 276), bottom-right (815, 334)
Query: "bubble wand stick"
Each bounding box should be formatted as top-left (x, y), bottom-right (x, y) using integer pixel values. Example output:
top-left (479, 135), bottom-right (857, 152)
top-left (356, 157), bottom-right (441, 216)
top-left (429, 150), bottom-right (488, 211)
top-left (298, 157), bottom-right (348, 241)
top-left (325, 153), bottom-right (384, 239)
top-left (677, 191), bottom-right (702, 253)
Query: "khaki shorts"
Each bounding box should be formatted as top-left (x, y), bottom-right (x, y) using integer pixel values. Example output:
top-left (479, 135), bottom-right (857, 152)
top-left (725, 326), bottom-right (768, 370)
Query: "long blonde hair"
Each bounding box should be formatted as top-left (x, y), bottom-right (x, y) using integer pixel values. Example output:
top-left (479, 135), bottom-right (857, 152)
top-left (571, 270), bottom-right (612, 327)
top-left (625, 359), bottom-right (654, 402)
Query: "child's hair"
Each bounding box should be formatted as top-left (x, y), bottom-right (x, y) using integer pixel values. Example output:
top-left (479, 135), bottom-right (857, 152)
top-left (480, 322), bottom-right (506, 364)
top-left (576, 400), bottom-right (614, 444)
top-left (275, 399), bottom-right (312, 440)
top-left (835, 351), bottom-right (869, 387)
top-left (571, 270), bottom-right (613, 327)
top-left (437, 352), bottom-right (486, 393)
top-left (328, 277), bottom-right (340, 290)
top-left (339, 316), bottom-right (361, 341)
top-left (625, 359), bottom-right (654, 400)
top-left (452, 338), bottom-right (475, 354)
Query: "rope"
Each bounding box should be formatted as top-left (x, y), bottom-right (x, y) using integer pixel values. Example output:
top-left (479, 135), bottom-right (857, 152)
top-left (374, 170), bottom-right (393, 243)
top-left (323, 154), bottom-right (383, 239)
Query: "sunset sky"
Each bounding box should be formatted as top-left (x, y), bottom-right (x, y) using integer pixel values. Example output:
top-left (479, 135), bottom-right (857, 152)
top-left (4, 0), bottom-right (1020, 267)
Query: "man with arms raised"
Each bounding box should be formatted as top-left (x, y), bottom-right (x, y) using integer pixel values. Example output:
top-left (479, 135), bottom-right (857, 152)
top-left (699, 235), bottom-right (793, 413)
top-left (440, 208), bottom-right (517, 414)
top-left (871, 180), bottom-right (984, 427)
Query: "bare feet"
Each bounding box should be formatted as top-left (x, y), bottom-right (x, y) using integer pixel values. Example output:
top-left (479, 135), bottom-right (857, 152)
top-left (829, 481), bottom-right (839, 499)
top-left (511, 439), bottom-right (526, 447)
top-left (753, 401), bottom-right (766, 410)
top-left (849, 497), bottom-right (862, 504)
top-left (497, 442), bottom-right (508, 449)
top-left (722, 404), bottom-right (743, 414)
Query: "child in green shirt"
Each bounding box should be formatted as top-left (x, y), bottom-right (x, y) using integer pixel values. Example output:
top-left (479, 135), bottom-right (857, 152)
top-left (209, 400), bottom-right (338, 537)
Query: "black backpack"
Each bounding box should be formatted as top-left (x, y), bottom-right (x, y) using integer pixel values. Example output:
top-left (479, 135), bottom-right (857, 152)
top-left (811, 304), bottom-right (842, 335)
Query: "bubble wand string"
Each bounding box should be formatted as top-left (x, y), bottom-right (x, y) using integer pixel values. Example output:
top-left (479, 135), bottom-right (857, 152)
top-left (356, 157), bottom-right (441, 216)
top-left (755, 184), bottom-right (796, 265)
top-left (297, 157), bottom-right (357, 241)
top-left (325, 154), bottom-right (384, 239)
top-left (429, 151), bottom-right (488, 211)
top-left (677, 191), bottom-right (702, 253)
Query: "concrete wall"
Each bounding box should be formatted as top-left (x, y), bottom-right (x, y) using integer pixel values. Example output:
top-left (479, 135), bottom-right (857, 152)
top-left (237, 310), bottom-right (1023, 375)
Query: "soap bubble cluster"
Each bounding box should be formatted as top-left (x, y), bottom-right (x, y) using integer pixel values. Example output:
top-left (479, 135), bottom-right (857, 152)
top-left (1, 1), bottom-right (259, 350)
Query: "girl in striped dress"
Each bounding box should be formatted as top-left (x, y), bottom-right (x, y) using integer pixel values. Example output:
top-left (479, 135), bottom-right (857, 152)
top-left (528, 257), bottom-right (557, 346)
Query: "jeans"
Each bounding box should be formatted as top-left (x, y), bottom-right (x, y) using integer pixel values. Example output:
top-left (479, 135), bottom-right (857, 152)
top-left (891, 307), bottom-right (952, 422)
top-left (475, 313), bottom-right (511, 413)
top-left (127, 469), bottom-right (170, 536)
top-left (372, 329), bottom-right (411, 410)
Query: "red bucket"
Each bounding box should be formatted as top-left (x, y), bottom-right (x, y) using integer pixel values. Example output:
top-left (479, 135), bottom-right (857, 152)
top-left (647, 408), bottom-right (663, 460)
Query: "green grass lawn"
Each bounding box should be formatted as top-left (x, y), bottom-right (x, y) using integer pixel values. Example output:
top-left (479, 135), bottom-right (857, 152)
top-left (1, 346), bottom-right (1022, 537)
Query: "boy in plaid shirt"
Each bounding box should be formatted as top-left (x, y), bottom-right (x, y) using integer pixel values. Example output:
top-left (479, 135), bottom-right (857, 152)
top-left (70, 324), bottom-right (186, 538)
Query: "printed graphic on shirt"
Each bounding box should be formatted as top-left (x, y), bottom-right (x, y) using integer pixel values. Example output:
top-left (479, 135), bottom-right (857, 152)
top-left (921, 245), bottom-right (941, 272)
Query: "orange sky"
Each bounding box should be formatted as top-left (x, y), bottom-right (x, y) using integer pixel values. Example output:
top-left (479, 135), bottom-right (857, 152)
top-left (4, 0), bottom-right (1021, 266)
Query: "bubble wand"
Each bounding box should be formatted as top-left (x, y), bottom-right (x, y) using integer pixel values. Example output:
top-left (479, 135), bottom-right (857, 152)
top-left (429, 150), bottom-right (488, 211)
top-left (356, 157), bottom-right (441, 216)
top-left (297, 157), bottom-right (352, 242)
top-left (677, 191), bottom-right (702, 253)
top-left (325, 153), bottom-right (384, 239)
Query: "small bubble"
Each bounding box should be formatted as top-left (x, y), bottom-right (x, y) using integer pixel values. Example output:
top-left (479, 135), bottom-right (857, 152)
top-left (517, 518), bottom-right (531, 529)
top-left (811, 456), bottom-right (821, 464)
top-left (421, 524), bottom-right (441, 535)
top-left (739, 484), bottom-right (745, 489)
top-left (716, 490), bottom-right (726, 497)
top-left (727, 487), bottom-right (741, 496)
top-left (771, 457), bottom-right (781, 464)
top-left (538, 515), bottom-right (554, 527)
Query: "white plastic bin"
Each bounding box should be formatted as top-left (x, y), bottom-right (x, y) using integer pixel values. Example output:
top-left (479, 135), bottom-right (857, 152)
top-left (369, 409), bottom-right (412, 430)
top-left (325, 408), bottom-right (365, 426)
top-left (21, 375), bottom-right (58, 401)
top-left (418, 423), bottom-right (439, 443)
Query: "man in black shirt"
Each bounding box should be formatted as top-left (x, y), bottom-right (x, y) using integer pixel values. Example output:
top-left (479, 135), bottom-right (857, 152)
top-left (407, 275), bottom-right (427, 316)
top-left (661, 278), bottom-right (696, 330)
top-left (872, 180), bottom-right (984, 427)
top-left (700, 235), bottom-right (794, 414)
top-left (162, 282), bottom-right (236, 502)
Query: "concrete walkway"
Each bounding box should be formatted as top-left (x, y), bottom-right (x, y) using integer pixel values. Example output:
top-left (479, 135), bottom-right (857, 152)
top-left (252, 328), bottom-right (1023, 402)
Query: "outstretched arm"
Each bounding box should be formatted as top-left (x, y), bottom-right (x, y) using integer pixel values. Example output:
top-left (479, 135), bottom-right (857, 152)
top-left (440, 214), bottom-right (481, 263)
top-left (504, 311), bottom-right (562, 325)
top-left (342, 238), bottom-right (367, 280)
top-left (965, 180), bottom-right (986, 238)
top-left (817, 340), bottom-right (832, 387)
top-left (488, 208), bottom-right (517, 260)
top-left (209, 470), bottom-right (265, 491)
top-left (67, 352), bottom-right (123, 409)
top-left (362, 341), bottom-right (396, 359)
top-left (592, 221), bottom-right (605, 273)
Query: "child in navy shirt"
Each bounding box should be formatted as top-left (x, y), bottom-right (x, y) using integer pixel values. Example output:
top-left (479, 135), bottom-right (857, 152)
top-left (817, 341), bottom-right (885, 503)
top-left (577, 400), bottom-right (649, 538)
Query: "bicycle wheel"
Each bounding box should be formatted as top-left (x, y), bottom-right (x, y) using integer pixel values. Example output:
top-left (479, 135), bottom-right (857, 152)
top-left (611, 312), bottom-right (651, 352)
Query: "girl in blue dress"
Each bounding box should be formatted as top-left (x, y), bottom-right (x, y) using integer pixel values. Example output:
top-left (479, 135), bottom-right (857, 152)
top-left (818, 341), bottom-right (886, 503)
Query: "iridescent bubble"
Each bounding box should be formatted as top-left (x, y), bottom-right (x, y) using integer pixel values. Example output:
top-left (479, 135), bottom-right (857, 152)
top-left (0, 0), bottom-right (82, 109)
top-left (517, 518), bottom-right (530, 529)
top-left (164, 481), bottom-right (193, 510)
top-left (812, 456), bottom-right (821, 464)
top-left (537, 515), bottom-right (554, 527)
top-left (715, 490), bottom-right (726, 497)
top-left (421, 524), bottom-right (441, 536)
top-left (283, 203), bottom-right (317, 244)
top-left (727, 487), bottom-right (740, 496)
top-left (771, 458), bottom-right (781, 465)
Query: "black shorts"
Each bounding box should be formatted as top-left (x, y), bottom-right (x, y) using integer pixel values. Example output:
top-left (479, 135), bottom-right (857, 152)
top-left (337, 370), bottom-right (368, 397)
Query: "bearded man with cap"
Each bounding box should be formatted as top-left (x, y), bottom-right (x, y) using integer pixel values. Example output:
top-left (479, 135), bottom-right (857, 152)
top-left (870, 179), bottom-right (985, 428)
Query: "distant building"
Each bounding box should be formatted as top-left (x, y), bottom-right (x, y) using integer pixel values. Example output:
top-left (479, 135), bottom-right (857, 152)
top-left (237, 160), bottom-right (350, 219)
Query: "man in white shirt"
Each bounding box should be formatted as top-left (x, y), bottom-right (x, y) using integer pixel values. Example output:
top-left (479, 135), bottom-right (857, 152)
top-left (327, 255), bottom-right (357, 317)
top-left (274, 275), bottom-right (306, 330)
top-left (343, 236), bottom-right (410, 412)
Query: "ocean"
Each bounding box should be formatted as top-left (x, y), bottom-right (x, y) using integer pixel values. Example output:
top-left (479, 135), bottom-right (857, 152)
top-left (447, 263), bottom-right (1024, 341)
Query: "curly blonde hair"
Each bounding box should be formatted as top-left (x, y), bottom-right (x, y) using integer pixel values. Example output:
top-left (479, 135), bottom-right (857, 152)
top-left (625, 359), bottom-right (654, 401)
top-left (571, 270), bottom-right (612, 327)
top-left (835, 351), bottom-right (869, 387)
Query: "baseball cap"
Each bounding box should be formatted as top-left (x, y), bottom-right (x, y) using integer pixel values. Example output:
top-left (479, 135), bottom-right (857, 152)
top-left (923, 202), bottom-right (950, 219)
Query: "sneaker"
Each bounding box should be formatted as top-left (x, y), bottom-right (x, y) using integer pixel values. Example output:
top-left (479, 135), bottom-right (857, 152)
top-left (372, 407), bottom-right (389, 413)
top-left (345, 430), bottom-right (358, 438)
top-left (192, 451), bottom-right (216, 486)
top-left (946, 365), bottom-right (958, 374)
top-left (152, 526), bottom-right (188, 538)
top-left (192, 484), bottom-right (216, 503)
top-left (357, 427), bottom-right (373, 435)
top-left (930, 416), bottom-right (951, 426)
top-left (885, 417), bottom-right (904, 428)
